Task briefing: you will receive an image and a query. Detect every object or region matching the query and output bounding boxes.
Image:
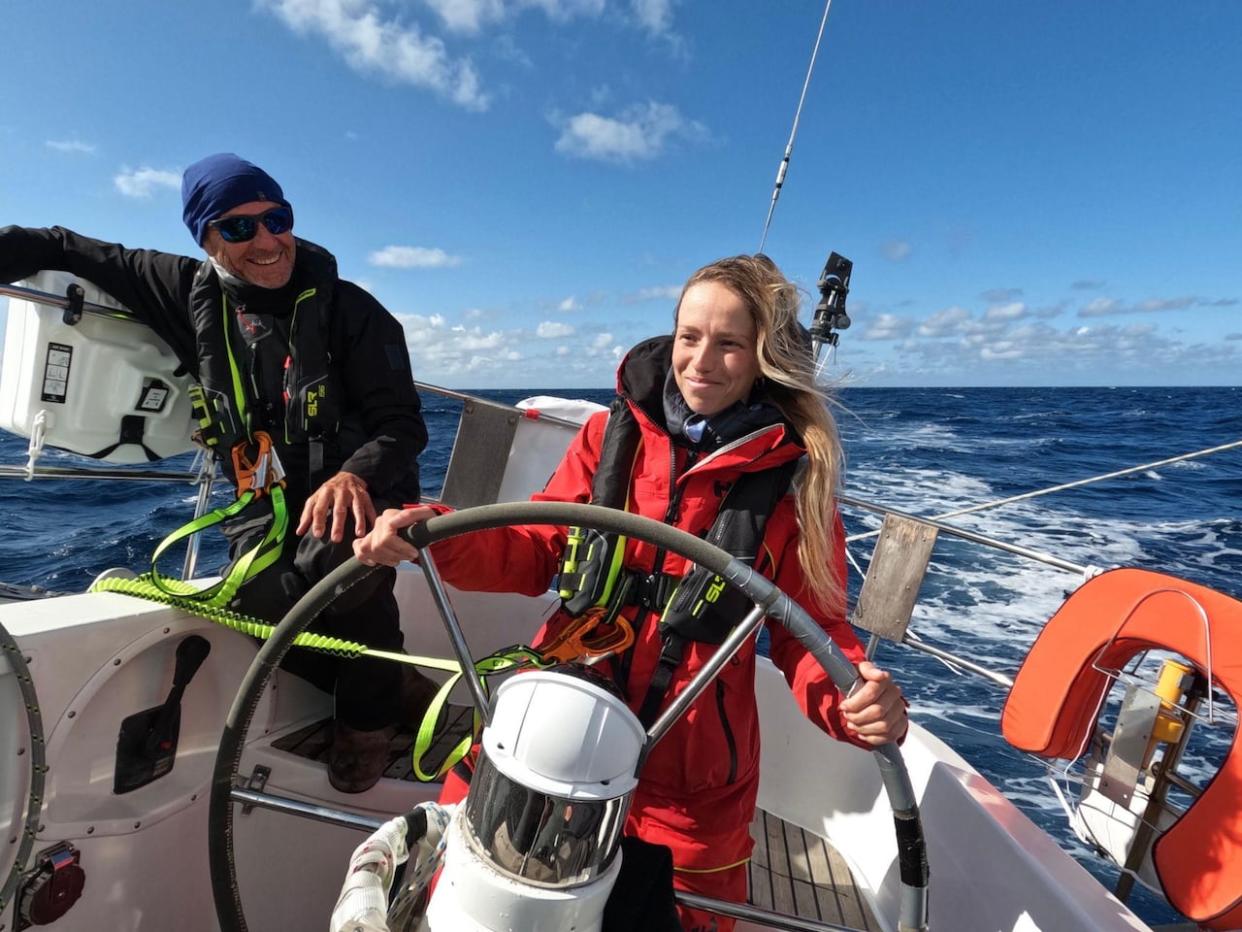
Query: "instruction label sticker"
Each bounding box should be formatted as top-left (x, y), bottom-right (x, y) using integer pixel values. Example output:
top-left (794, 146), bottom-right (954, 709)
top-left (137, 378), bottom-right (170, 413)
top-left (41, 342), bottom-right (72, 404)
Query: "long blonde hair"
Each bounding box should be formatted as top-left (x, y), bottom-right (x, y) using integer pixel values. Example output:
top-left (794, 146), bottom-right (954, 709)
top-left (676, 254), bottom-right (844, 613)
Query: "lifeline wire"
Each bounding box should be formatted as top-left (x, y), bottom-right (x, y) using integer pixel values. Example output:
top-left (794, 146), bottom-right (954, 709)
top-left (758, 0), bottom-right (835, 253)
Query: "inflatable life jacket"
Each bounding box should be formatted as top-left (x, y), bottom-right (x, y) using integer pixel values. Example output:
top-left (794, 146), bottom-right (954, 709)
top-left (557, 398), bottom-right (796, 725)
top-left (186, 240), bottom-right (341, 474)
top-left (1002, 568), bottom-right (1242, 930)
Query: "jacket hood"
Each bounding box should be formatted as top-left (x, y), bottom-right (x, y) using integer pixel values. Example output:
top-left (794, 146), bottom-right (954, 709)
top-left (615, 335), bottom-right (675, 428)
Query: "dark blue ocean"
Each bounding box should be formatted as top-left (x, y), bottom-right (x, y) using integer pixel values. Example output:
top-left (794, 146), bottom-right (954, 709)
top-left (2, 385), bottom-right (1240, 925)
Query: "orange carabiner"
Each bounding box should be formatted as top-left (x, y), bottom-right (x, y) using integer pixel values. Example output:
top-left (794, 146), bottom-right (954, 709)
top-left (540, 607), bottom-right (635, 664)
top-left (230, 431), bottom-right (285, 497)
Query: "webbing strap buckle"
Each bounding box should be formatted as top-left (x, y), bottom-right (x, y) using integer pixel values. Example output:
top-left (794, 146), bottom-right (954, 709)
top-left (633, 571), bottom-right (677, 613)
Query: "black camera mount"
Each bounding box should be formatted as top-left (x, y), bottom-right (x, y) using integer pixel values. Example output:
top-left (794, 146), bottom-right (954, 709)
top-left (809, 252), bottom-right (852, 353)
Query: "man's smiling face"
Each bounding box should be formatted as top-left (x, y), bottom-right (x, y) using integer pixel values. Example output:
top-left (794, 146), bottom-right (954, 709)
top-left (204, 199), bottom-right (296, 288)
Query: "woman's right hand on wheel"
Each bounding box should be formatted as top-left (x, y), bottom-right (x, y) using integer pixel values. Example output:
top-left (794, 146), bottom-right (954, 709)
top-left (352, 506), bottom-right (436, 566)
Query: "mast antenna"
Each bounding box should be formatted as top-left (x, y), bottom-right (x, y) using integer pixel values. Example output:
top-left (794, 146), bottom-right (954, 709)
top-left (758, 0), bottom-right (836, 254)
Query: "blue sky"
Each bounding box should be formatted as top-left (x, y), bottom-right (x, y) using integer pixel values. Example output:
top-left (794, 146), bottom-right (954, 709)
top-left (2, 0), bottom-right (1239, 388)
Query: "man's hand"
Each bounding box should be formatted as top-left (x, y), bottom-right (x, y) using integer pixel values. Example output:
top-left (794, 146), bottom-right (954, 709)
top-left (353, 506), bottom-right (435, 566)
top-left (296, 471), bottom-right (376, 543)
top-left (839, 661), bottom-right (908, 746)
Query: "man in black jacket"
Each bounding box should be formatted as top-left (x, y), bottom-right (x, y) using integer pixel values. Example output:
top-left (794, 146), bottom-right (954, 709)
top-left (0, 153), bottom-right (436, 792)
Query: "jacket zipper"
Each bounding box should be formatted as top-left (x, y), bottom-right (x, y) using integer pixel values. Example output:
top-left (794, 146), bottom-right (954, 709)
top-left (649, 444), bottom-right (697, 576)
top-left (716, 679), bottom-right (738, 785)
top-left (284, 287), bottom-right (317, 444)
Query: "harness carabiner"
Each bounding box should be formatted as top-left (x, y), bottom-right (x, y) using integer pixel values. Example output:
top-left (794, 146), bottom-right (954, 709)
top-left (231, 430), bottom-right (286, 498)
top-left (541, 574), bottom-right (638, 664)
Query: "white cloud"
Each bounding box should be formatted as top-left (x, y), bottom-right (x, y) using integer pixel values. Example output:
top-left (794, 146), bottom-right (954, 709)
top-left (368, 245), bottom-right (463, 268)
top-left (862, 313), bottom-right (914, 341)
top-left (631, 0), bottom-right (675, 35)
top-left (557, 296), bottom-right (580, 312)
top-left (1079, 295), bottom-right (1200, 318)
top-left (1079, 297), bottom-right (1121, 317)
top-left (526, 0), bottom-right (606, 20)
top-left (260, 0), bottom-right (488, 111)
top-left (626, 284), bottom-right (681, 303)
top-left (46, 139), bottom-right (96, 154)
top-left (537, 321), bottom-right (575, 338)
top-left (1136, 297), bottom-right (1195, 312)
top-left (554, 101), bottom-right (705, 164)
top-left (917, 306), bottom-right (971, 338)
top-left (882, 317), bottom-right (1235, 382)
top-left (426, 0), bottom-right (604, 34)
top-left (425, 0), bottom-right (506, 33)
top-left (979, 341), bottom-right (1023, 360)
top-left (113, 167), bottom-right (181, 198)
top-left (880, 239), bottom-right (911, 262)
top-left (985, 302), bottom-right (1028, 321)
top-left (394, 310), bottom-right (626, 385)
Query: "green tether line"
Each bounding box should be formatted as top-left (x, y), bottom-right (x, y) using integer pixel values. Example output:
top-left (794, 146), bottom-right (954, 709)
top-left (146, 485), bottom-right (289, 608)
top-left (91, 573), bottom-right (370, 656)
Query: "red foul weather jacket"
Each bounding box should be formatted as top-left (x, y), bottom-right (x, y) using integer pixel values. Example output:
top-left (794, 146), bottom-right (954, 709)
top-left (425, 339), bottom-right (867, 872)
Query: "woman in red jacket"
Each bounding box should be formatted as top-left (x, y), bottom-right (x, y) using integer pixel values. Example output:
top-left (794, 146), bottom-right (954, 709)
top-left (356, 254), bottom-right (907, 931)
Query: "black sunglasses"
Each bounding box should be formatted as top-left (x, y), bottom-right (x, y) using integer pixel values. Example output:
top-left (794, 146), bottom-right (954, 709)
top-left (210, 205), bottom-right (294, 244)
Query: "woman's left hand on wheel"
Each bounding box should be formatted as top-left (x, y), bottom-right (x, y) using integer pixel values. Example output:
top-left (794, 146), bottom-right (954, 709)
top-left (839, 661), bottom-right (909, 746)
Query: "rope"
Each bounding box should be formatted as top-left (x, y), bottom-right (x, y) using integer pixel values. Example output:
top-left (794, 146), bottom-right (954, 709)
top-left (758, 0), bottom-right (836, 253)
top-left (846, 437), bottom-right (1242, 544)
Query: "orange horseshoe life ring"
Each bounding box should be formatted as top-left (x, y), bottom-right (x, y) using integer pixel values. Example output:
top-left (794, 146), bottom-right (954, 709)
top-left (1002, 567), bottom-right (1242, 930)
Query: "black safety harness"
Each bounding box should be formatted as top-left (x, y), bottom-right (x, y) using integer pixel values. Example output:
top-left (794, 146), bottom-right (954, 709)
top-left (187, 240), bottom-right (341, 488)
top-left (123, 243), bottom-right (346, 608)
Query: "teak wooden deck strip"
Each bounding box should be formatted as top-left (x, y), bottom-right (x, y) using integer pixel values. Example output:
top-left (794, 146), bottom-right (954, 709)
top-left (748, 806), bottom-right (877, 930)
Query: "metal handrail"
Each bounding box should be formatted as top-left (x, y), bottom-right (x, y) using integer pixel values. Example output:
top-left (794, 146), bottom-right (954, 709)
top-left (0, 282), bottom-right (138, 321)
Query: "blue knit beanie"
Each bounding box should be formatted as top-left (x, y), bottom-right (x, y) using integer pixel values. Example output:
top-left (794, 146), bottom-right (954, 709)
top-left (181, 153), bottom-right (291, 245)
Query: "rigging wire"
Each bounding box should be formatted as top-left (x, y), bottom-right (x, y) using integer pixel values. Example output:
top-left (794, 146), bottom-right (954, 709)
top-left (846, 437), bottom-right (1242, 544)
top-left (758, 0), bottom-right (836, 253)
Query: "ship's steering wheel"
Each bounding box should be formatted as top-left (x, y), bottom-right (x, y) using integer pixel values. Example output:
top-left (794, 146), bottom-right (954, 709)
top-left (209, 501), bottom-right (929, 932)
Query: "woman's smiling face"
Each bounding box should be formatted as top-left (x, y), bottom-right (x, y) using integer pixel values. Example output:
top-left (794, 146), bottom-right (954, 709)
top-left (672, 280), bottom-right (761, 417)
